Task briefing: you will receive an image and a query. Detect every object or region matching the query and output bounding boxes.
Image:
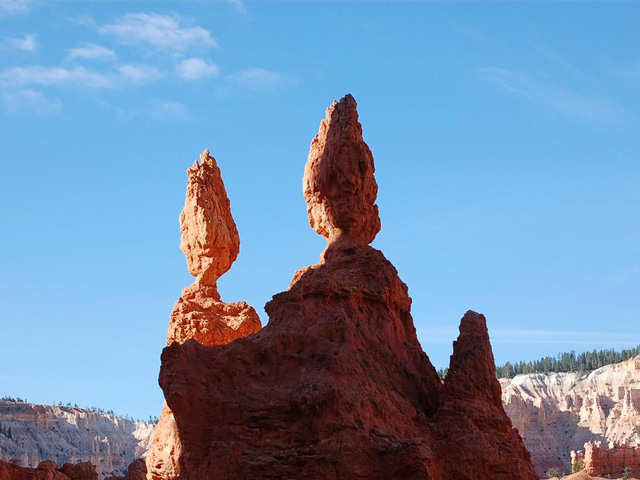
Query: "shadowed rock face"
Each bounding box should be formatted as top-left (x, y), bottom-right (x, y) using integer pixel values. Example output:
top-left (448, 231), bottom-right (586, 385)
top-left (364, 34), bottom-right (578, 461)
top-left (146, 150), bottom-right (261, 480)
top-left (158, 95), bottom-right (537, 480)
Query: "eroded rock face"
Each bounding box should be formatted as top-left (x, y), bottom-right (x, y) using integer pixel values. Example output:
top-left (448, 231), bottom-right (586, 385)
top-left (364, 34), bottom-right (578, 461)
top-left (0, 459), bottom-right (97, 480)
top-left (146, 149), bottom-right (261, 480)
top-left (0, 401), bottom-right (153, 480)
top-left (501, 356), bottom-right (640, 475)
top-left (105, 459), bottom-right (147, 480)
top-left (158, 95), bottom-right (537, 480)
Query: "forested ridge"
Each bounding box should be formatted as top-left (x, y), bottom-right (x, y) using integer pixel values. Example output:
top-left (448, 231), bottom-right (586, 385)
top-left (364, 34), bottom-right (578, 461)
top-left (437, 345), bottom-right (640, 379)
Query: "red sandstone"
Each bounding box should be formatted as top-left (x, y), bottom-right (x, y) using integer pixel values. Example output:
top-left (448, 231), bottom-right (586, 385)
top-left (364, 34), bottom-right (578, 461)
top-left (145, 149), bottom-right (261, 480)
top-left (157, 95), bottom-right (538, 479)
top-left (0, 459), bottom-right (97, 480)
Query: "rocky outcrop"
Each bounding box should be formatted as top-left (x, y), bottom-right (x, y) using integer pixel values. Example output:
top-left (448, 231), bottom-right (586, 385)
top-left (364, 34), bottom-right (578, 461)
top-left (0, 458), bottom-right (97, 480)
top-left (501, 356), bottom-right (640, 475)
top-left (145, 149), bottom-right (261, 480)
top-left (105, 459), bottom-right (146, 480)
top-left (571, 441), bottom-right (640, 478)
top-left (0, 401), bottom-right (153, 479)
top-left (158, 94), bottom-right (537, 479)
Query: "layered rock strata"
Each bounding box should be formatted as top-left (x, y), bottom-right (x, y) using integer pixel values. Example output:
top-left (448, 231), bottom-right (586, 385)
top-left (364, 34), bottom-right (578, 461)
top-left (0, 459), bottom-right (97, 480)
top-left (0, 401), bottom-right (153, 479)
top-left (145, 150), bottom-right (261, 480)
top-left (501, 355), bottom-right (640, 475)
top-left (159, 95), bottom-right (537, 479)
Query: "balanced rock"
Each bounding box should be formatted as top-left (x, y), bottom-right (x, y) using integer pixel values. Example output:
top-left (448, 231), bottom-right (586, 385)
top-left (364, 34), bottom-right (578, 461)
top-left (157, 95), bottom-right (537, 480)
top-left (145, 149), bottom-right (261, 480)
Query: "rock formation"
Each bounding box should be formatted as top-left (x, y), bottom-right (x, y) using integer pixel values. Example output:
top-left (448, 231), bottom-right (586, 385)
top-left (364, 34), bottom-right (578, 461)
top-left (571, 441), bottom-right (640, 478)
top-left (105, 459), bottom-right (147, 480)
top-left (501, 355), bottom-right (640, 475)
top-left (145, 149), bottom-right (261, 480)
top-left (431, 311), bottom-right (536, 479)
top-left (0, 400), bottom-right (153, 479)
top-left (158, 94), bottom-right (537, 479)
top-left (0, 458), bottom-right (97, 480)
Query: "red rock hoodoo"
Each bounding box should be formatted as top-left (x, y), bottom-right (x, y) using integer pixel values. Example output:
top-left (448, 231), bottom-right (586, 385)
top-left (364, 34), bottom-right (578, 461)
top-left (572, 442), bottom-right (640, 478)
top-left (105, 459), bottom-right (147, 480)
top-left (157, 95), bottom-right (538, 479)
top-left (145, 150), bottom-right (261, 480)
top-left (0, 459), bottom-right (97, 480)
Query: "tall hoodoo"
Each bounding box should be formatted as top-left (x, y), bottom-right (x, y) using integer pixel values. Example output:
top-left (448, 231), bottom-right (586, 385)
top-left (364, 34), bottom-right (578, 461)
top-left (146, 149), bottom-right (261, 480)
top-left (432, 311), bottom-right (537, 479)
top-left (303, 94), bottom-right (380, 245)
top-left (157, 96), bottom-right (538, 480)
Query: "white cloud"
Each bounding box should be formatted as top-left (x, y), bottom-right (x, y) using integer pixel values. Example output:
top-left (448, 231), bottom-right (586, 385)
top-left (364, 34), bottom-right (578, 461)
top-left (100, 13), bottom-right (218, 53)
top-left (67, 43), bottom-right (116, 62)
top-left (476, 67), bottom-right (630, 126)
top-left (175, 58), bottom-right (219, 81)
top-left (0, 65), bottom-right (113, 88)
top-left (1, 89), bottom-right (61, 114)
top-left (0, 0), bottom-right (36, 15)
top-left (3, 34), bottom-right (38, 52)
top-left (118, 64), bottom-right (162, 84)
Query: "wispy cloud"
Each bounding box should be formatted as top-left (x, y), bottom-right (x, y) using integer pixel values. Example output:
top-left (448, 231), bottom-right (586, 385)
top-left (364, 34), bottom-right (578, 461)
top-left (220, 67), bottom-right (290, 95)
top-left (225, 0), bottom-right (246, 15)
top-left (0, 65), bottom-right (113, 89)
top-left (3, 33), bottom-right (38, 52)
top-left (67, 43), bottom-right (116, 62)
top-left (1, 88), bottom-right (61, 115)
top-left (100, 13), bottom-right (218, 53)
top-left (175, 57), bottom-right (219, 81)
top-left (118, 63), bottom-right (162, 84)
top-left (0, 0), bottom-right (36, 15)
top-left (148, 99), bottom-right (190, 120)
top-left (476, 67), bottom-right (630, 126)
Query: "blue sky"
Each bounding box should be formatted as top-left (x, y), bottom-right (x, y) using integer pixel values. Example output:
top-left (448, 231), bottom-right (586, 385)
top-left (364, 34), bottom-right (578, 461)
top-left (0, 0), bottom-right (638, 420)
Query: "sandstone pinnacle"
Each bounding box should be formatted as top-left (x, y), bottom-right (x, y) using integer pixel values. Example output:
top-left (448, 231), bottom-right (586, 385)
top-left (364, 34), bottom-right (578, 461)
top-left (303, 94), bottom-right (381, 246)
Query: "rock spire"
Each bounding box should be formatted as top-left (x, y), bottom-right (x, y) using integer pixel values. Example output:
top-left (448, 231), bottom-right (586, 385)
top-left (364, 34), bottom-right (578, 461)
top-left (146, 149), bottom-right (261, 480)
top-left (303, 94), bottom-right (380, 245)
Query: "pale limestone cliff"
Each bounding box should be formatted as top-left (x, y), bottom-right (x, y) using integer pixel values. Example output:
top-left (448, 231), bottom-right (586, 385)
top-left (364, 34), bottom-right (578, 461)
top-left (501, 355), bottom-right (640, 476)
top-left (0, 401), bottom-right (154, 479)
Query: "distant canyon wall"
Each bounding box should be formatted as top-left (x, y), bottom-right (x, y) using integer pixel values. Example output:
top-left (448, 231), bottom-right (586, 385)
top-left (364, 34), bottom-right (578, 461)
top-left (501, 355), bottom-right (640, 475)
top-left (0, 401), bottom-right (154, 479)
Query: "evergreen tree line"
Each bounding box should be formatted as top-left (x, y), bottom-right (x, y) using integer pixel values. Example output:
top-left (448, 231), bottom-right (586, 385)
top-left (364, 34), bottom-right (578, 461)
top-left (495, 345), bottom-right (640, 378)
top-left (437, 345), bottom-right (640, 380)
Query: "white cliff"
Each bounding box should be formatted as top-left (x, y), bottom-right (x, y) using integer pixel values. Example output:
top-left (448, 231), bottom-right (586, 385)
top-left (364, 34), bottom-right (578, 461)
top-left (501, 355), bottom-right (640, 476)
top-left (0, 400), bottom-right (154, 479)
